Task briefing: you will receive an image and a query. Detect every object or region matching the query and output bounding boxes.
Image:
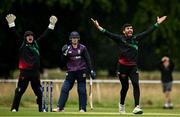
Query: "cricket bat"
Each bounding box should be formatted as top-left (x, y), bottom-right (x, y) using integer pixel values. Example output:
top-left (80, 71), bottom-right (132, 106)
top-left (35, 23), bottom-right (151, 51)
top-left (89, 77), bottom-right (93, 110)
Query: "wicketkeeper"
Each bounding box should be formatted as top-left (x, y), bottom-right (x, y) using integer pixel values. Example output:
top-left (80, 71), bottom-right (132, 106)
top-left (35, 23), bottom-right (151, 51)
top-left (91, 16), bottom-right (167, 114)
top-left (53, 31), bottom-right (96, 112)
top-left (6, 14), bottom-right (57, 112)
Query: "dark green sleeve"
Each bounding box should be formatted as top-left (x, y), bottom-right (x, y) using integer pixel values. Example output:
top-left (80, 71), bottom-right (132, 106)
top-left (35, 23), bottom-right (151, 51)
top-left (10, 27), bottom-right (23, 43)
top-left (36, 28), bottom-right (53, 42)
top-left (134, 23), bottom-right (159, 41)
top-left (100, 28), bottom-right (125, 44)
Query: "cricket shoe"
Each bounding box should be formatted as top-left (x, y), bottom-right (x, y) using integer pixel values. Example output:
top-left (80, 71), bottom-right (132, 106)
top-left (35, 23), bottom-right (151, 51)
top-left (163, 103), bottom-right (174, 109)
top-left (163, 103), bottom-right (169, 109)
top-left (119, 103), bottom-right (126, 114)
top-left (79, 109), bottom-right (85, 112)
top-left (11, 109), bottom-right (17, 112)
top-left (133, 105), bottom-right (143, 114)
top-left (52, 108), bottom-right (64, 112)
top-left (168, 103), bottom-right (174, 109)
top-left (42, 109), bottom-right (47, 112)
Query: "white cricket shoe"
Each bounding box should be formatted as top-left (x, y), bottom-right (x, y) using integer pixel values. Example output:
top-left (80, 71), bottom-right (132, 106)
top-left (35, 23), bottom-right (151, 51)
top-left (119, 103), bottom-right (126, 114)
top-left (11, 109), bottom-right (17, 112)
top-left (52, 108), bottom-right (64, 112)
top-left (169, 103), bottom-right (174, 109)
top-left (79, 109), bottom-right (85, 112)
top-left (133, 105), bottom-right (143, 114)
top-left (42, 109), bottom-right (47, 112)
top-left (163, 103), bottom-right (169, 109)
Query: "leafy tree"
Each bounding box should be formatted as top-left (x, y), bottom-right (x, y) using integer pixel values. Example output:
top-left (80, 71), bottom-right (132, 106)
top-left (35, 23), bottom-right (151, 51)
top-left (0, 0), bottom-right (180, 78)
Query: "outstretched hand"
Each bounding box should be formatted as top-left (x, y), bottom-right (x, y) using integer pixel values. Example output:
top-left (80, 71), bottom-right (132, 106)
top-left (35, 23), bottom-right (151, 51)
top-left (50, 15), bottom-right (58, 25)
top-left (48, 15), bottom-right (58, 30)
top-left (6, 14), bottom-right (16, 23)
top-left (157, 16), bottom-right (167, 24)
top-left (6, 14), bottom-right (16, 28)
top-left (91, 18), bottom-right (103, 31)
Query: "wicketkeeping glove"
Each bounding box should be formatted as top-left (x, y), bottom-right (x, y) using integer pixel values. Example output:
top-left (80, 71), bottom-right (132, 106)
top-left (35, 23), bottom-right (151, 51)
top-left (48, 15), bottom-right (58, 30)
top-left (90, 70), bottom-right (96, 79)
top-left (6, 14), bottom-right (16, 28)
top-left (62, 44), bottom-right (70, 56)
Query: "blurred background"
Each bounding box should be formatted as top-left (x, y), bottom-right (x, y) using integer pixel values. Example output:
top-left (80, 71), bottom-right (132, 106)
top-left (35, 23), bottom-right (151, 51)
top-left (0, 0), bottom-right (180, 79)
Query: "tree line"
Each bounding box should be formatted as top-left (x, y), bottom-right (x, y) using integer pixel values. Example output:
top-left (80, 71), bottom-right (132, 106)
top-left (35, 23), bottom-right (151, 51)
top-left (0, 0), bottom-right (180, 78)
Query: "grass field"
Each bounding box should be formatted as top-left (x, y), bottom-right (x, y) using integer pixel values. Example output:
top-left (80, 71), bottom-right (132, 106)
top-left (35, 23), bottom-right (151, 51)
top-left (1, 106), bottom-right (180, 117)
top-left (1, 70), bottom-right (180, 116)
top-left (1, 83), bottom-right (180, 117)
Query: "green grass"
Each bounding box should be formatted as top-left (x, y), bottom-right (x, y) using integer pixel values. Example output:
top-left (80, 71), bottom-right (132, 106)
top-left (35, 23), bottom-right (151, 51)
top-left (1, 82), bottom-right (180, 117)
top-left (1, 106), bottom-right (180, 117)
top-left (1, 70), bottom-right (180, 117)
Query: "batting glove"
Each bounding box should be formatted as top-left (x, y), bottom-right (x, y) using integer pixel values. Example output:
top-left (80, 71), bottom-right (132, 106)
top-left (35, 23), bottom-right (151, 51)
top-left (48, 15), bottom-right (58, 30)
top-left (90, 70), bottom-right (96, 79)
top-left (6, 14), bottom-right (16, 28)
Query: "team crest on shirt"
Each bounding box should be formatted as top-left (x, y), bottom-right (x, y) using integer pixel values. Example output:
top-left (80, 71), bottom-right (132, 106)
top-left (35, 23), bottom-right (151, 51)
top-left (78, 49), bottom-right (81, 54)
top-left (68, 51), bottom-right (72, 53)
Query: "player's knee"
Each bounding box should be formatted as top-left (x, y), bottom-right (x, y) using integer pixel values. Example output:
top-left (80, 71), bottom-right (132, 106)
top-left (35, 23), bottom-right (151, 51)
top-left (37, 87), bottom-right (42, 95)
top-left (78, 87), bottom-right (86, 94)
top-left (15, 87), bottom-right (24, 95)
top-left (62, 80), bottom-right (73, 92)
top-left (36, 91), bottom-right (42, 99)
top-left (133, 82), bottom-right (139, 89)
top-left (33, 87), bottom-right (42, 98)
top-left (61, 85), bottom-right (70, 93)
top-left (36, 96), bottom-right (42, 104)
top-left (122, 85), bottom-right (129, 91)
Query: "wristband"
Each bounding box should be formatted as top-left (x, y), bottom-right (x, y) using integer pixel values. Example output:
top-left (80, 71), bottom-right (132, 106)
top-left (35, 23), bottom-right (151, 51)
top-left (154, 23), bottom-right (159, 28)
top-left (100, 28), bottom-right (105, 33)
top-left (8, 22), bottom-right (15, 28)
top-left (48, 24), bottom-right (55, 30)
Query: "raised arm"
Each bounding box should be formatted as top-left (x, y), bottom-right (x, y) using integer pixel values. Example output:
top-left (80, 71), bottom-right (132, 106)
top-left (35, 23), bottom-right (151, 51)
top-left (91, 18), bottom-right (124, 44)
top-left (135, 16), bottom-right (167, 40)
top-left (6, 14), bottom-right (22, 42)
top-left (6, 14), bottom-right (16, 28)
top-left (37, 15), bottom-right (58, 41)
top-left (91, 18), bottom-right (104, 31)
